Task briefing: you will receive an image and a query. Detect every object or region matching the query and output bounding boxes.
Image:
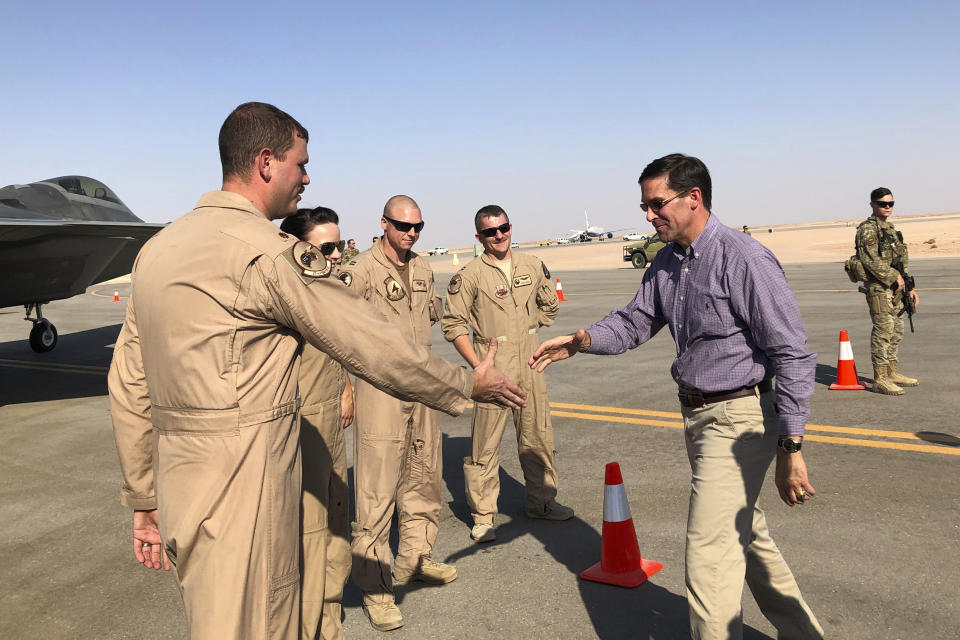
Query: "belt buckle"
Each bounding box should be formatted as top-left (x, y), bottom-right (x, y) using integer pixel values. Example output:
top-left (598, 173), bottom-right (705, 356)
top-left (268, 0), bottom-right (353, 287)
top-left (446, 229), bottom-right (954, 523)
top-left (678, 388), bottom-right (705, 408)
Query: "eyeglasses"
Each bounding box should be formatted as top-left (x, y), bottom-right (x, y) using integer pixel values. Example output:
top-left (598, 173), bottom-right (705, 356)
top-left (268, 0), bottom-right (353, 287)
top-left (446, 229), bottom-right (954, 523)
top-left (873, 201), bottom-right (895, 208)
top-left (383, 215), bottom-right (424, 233)
top-left (319, 240), bottom-right (345, 255)
top-left (478, 222), bottom-right (511, 238)
top-left (640, 189), bottom-right (691, 213)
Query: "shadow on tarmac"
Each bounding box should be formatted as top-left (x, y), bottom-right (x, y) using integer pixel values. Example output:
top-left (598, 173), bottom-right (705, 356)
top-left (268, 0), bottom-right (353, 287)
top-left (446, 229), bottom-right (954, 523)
top-left (0, 324), bottom-right (120, 407)
top-left (438, 433), bottom-right (766, 640)
top-left (915, 431), bottom-right (960, 447)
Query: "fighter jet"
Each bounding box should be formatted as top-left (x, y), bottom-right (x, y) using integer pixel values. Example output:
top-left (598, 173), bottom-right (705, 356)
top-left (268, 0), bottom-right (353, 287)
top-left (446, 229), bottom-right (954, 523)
top-left (0, 176), bottom-right (164, 352)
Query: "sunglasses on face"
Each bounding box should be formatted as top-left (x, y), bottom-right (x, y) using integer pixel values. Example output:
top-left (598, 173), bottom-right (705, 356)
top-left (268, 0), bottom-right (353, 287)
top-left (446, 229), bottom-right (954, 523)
top-left (383, 215), bottom-right (425, 233)
top-left (478, 222), bottom-right (511, 238)
top-left (319, 240), bottom-right (345, 255)
top-left (640, 189), bottom-right (690, 213)
top-left (873, 201), bottom-right (894, 208)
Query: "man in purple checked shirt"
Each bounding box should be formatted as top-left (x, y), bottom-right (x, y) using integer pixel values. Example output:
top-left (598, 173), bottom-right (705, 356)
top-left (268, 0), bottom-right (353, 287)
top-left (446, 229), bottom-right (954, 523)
top-left (530, 154), bottom-right (824, 640)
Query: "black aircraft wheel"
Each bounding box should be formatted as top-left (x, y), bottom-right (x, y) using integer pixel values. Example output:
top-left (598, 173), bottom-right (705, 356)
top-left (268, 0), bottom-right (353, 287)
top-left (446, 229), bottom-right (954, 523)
top-left (29, 320), bottom-right (58, 353)
top-left (631, 251), bottom-right (648, 269)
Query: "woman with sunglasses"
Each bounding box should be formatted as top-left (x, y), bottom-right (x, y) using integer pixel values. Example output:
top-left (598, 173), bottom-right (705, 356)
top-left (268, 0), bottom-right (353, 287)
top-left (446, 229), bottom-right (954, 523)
top-left (854, 188), bottom-right (920, 395)
top-left (279, 206), bottom-right (353, 640)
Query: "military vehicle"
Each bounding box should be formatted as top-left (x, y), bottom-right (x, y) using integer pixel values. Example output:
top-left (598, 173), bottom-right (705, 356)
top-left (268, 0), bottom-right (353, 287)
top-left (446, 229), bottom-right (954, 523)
top-left (622, 233), bottom-right (665, 269)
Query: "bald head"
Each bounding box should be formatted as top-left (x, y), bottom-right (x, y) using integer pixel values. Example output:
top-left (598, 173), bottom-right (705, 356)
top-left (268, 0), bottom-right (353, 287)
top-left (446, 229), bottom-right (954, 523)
top-left (383, 195), bottom-right (420, 219)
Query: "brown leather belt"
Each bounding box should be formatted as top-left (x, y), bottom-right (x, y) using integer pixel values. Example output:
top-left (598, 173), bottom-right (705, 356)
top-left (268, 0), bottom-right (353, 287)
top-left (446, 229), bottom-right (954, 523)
top-left (678, 379), bottom-right (773, 409)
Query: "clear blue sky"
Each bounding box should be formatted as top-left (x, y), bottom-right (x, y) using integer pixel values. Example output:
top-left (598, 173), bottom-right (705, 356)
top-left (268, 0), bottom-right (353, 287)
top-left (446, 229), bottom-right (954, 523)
top-left (3, 1), bottom-right (958, 246)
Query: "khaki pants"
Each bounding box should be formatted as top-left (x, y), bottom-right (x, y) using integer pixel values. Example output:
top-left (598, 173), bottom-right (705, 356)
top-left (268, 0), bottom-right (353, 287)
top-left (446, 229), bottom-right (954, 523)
top-left (351, 382), bottom-right (442, 605)
top-left (681, 391), bottom-right (823, 640)
top-left (300, 398), bottom-right (350, 640)
top-left (156, 409), bottom-right (301, 640)
top-left (464, 366), bottom-right (557, 526)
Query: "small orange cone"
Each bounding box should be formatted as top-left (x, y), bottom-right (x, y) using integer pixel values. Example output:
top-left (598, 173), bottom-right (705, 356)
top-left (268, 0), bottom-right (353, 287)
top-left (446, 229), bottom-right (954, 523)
top-left (580, 462), bottom-right (663, 588)
top-left (829, 330), bottom-right (865, 390)
top-left (113, 289), bottom-right (120, 302)
top-left (556, 279), bottom-right (567, 302)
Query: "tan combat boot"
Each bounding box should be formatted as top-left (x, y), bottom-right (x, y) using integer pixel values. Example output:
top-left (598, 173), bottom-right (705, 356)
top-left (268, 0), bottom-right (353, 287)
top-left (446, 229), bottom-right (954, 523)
top-left (873, 365), bottom-right (904, 396)
top-left (393, 556), bottom-right (458, 585)
top-left (888, 361), bottom-right (919, 387)
top-left (363, 602), bottom-right (404, 632)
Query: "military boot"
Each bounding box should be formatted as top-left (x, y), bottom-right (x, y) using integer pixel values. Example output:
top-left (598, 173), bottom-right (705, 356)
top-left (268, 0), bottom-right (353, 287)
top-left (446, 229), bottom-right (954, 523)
top-left (888, 361), bottom-right (919, 387)
top-left (873, 365), bottom-right (904, 396)
top-left (363, 602), bottom-right (404, 632)
top-left (393, 556), bottom-right (458, 585)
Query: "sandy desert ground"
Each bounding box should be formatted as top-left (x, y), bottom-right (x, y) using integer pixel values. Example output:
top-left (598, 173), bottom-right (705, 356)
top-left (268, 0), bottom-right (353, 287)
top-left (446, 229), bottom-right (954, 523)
top-left (100, 212), bottom-right (960, 284)
top-left (430, 212), bottom-right (960, 274)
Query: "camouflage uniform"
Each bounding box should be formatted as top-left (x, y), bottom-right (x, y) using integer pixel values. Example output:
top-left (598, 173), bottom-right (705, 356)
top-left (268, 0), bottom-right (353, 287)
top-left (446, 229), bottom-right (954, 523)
top-left (341, 247), bottom-right (360, 264)
top-left (855, 214), bottom-right (916, 392)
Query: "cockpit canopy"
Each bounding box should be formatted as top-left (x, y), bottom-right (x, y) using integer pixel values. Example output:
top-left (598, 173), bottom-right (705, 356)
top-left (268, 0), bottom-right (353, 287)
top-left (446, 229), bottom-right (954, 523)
top-left (39, 176), bottom-right (125, 205)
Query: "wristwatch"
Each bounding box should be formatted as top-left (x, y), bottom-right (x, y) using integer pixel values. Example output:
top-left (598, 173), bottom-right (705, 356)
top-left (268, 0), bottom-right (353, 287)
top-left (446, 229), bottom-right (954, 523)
top-left (777, 437), bottom-right (802, 453)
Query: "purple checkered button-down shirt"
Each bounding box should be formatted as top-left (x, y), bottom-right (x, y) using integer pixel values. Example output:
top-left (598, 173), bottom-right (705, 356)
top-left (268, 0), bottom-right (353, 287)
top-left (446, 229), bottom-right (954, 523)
top-left (586, 214), bottom-right (816, 436)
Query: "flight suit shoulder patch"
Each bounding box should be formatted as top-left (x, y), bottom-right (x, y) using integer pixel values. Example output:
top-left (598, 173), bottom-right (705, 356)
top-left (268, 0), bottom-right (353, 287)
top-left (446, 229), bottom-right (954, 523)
top-left (338, 271), bottom-right (353, 287)
top-left (448, 273), bottom-right (462, 295)
top-left (281, 241), bottom-right (331, 285)
top-left (541, 261), bottom-right (551, 280)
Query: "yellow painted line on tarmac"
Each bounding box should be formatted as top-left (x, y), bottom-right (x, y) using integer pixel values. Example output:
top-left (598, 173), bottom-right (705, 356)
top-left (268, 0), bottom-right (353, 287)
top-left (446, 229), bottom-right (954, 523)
top-left (466, 400), bottom-right (960, 456)
top-left (804, 434), bottom-right (960, 456)
top-left (90, 288), bottom-right (122, 299)
top-left (550, 401), bottom-right (678, 419)
top-left (551, 410), bottom-right (682, 429)
top-left (0, 358), bottom-right (108, 375)
top-left (805, 423), bottom-right (958, 444)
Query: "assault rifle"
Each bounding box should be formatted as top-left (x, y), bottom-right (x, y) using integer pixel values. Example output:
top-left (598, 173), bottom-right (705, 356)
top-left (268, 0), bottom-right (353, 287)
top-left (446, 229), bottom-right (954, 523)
top-left (891, 258), bottom-right (916, 333)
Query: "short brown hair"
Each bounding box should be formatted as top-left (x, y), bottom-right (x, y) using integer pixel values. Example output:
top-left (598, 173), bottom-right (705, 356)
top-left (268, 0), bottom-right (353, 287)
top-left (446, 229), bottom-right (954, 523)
top-left (219, 102), bottom-right (309, 181)
top-left (639, 153), bottom-right (712, 211)
top-left (474, 204), bottom-right (510, 232)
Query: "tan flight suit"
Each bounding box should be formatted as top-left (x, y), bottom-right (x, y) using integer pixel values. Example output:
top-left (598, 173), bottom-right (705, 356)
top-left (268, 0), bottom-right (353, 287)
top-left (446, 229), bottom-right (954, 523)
top-left (108, 191), bottom-right (472, 640)
top-left (441, 252), bottom-right (560, 526)
top-left (339, 242), bottom-right (445, 605)
top-left (298, 343), bottom-right (349, 640)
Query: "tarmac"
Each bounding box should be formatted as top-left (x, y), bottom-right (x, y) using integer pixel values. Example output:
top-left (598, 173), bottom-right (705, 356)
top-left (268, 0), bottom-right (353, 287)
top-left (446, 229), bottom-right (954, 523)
top-left (1, 260), bottom-right (958, 639)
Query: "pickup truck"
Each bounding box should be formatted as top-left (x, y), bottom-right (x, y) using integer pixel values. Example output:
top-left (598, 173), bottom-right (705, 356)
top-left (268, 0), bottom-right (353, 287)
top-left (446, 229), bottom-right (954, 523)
top-left (427, 247), bottom-right (448, 256)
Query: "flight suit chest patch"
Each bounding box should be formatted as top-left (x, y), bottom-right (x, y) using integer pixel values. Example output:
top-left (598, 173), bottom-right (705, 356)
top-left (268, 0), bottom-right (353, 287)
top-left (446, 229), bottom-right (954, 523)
top-left (495, 283), bottom-right (509, 298)
top-left (513, 274), bottom-right (532, 288)
top-left (283, 241), bottom-right (331, 285)
top-left (384, 277), bottom-right (406, 301)
top-left (412, 279), bottom-right (428, 293)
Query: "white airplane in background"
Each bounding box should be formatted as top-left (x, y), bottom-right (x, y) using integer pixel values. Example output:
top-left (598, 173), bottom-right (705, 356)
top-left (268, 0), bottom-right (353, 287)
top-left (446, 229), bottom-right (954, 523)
top-left (564, 210), bottom-right (618, 243)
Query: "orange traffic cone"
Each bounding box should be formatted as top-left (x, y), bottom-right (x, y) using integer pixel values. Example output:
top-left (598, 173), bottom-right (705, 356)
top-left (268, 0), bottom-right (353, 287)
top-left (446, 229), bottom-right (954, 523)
top-left (829, 330), bottom-right (865, 390)
top-left (580, 462), bottom-right (663, 588)
top-left (113, 289), bottom-right (120, 302)
top-left (556, 279), bottom-right (567, 302)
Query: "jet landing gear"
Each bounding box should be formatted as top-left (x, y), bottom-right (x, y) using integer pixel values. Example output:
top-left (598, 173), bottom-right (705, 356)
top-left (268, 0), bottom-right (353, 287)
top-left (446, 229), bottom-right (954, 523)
top-left (24, 303), bottom-right (58, 353)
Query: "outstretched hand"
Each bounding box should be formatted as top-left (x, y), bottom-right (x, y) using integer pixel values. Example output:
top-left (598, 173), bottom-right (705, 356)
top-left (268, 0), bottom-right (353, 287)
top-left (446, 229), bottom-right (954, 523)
top-left (471, 338), bottom-right (527, 409)
top-left (529, 329), bottom-right (588, 372)
top-left (133, 509), bottom-right (170, 570)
